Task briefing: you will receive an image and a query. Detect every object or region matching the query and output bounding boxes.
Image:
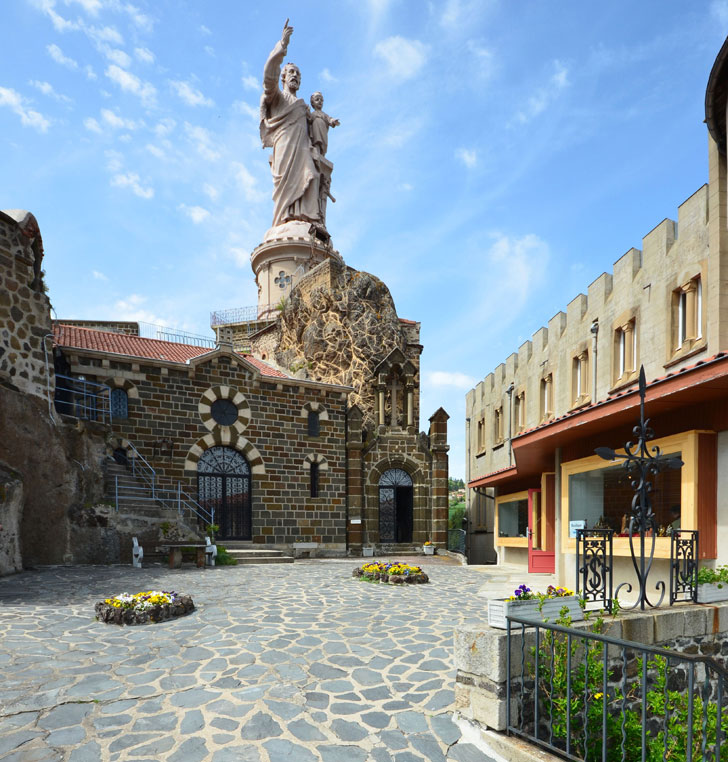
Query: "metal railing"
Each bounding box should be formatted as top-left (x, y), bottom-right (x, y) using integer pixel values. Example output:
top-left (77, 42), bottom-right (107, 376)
top-left (137, 321), bottom-right (215, 348)
top-left (448, 529), bottom-right (466, 555)
top-left (506, 613), bottom-right (728, 761)
top-left (113, 478), bottom-right (213, 526)
top-left (54, 374), bottom-right (112, 423)
top-left (210, 305), bottom-right (278, 326)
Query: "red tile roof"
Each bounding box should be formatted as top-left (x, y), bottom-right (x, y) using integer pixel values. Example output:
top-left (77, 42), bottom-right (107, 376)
top-left (53, 324), bottom-right (288, 378)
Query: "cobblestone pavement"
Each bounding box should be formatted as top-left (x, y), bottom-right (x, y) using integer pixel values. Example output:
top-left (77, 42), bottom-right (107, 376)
top-left (0, 557), bottom-right (499, 762)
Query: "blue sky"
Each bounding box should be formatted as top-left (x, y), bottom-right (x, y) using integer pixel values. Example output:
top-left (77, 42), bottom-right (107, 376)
top-left (3, 1), bottom-right (728, 479)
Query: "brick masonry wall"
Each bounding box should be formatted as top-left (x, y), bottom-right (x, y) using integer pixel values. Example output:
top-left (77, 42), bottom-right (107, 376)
top-left (66, 349), bottom-right (349, 551)
top-left (0, 212), bottom-right (53, 400)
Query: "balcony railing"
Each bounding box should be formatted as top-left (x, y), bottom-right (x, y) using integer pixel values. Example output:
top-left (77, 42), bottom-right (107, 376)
top-left (54, 374), bottom-right (112, 424)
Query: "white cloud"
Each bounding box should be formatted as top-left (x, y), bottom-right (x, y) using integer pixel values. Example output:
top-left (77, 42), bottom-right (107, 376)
top-left (66, 0), bottom-right (102, 14)
top-left (92, 269), bottom-right (108, 281)
top-left (204, 45), bottom-right (215, 57)
top-left (456, 148), bottom-right (478, 168)
top-left (440, 0), bottom-right (464, 29)
top-left (233, 100), bottom-right (258, 120)
top-left (105, 149), bottom-right (123, 171)
top-left (516, 60), bottom-right (570, 124)
top-left (45, 6), bottom-right (80, 32)
top-left (711, 0), bottom-right (728, 28)
top-left (86, 24), bottom-right (124, 45)
top-left (47, 43), bottom-right (79, 69)
top-left (29, 79), bottom-right (72, 103)
top-left (185, 123), bottom-right (220, 161)
top-left (146, 143), bottom-right (165, 158)
top-left (84, 116), bottom-right (103, 132)
top-left (373, 36), bottom-right (428, 81)
top-left (105, 64), bottom-right (156, 105)
top-left (85, 65), bottom-right (97, 80)
top-left (135, 47), bottom-right (155, 64)
top-left (122, 4), bottom-right (154, 32)
top-left (233, 162), bottom-right (264, 202)
top-left (119, 133), bottom-right (132, 143)
top-left (426, 371), bottom-right (477, 389)
top-left (178, 204), bottom-right (210, 224)
top-left (199, 24), bottom-right (211, 35)
top-left (203, 183), bottom-right (219, 200)
top-left (241, 74), bottom-right (259, 91)
top-left (110, 171), bottom-right (154, 199)
top-left (399, 182), bottom-right (413, 191)
top-left (320, 68), bottom-right (337, 84)
top-left (101, 46), bottom-right (132, 68)
top-left (101, 108), bottom-right (142, 129)
top-left (113, 294), bottom-right (166, 324)
top-left (169, 80), bottom-right (214, 107)
top-left (154, 118), bottom-right (176, 136)
top-left (0, 87), bottom-right (50, 132)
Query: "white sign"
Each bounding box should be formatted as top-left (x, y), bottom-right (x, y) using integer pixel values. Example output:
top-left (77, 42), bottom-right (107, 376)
top-left (569, 520), bottom-right (586, 538)
top-left (350, 519), bottom-right (362, 525)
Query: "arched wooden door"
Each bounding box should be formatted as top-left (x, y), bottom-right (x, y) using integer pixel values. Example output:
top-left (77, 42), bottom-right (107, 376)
top-left (378, 468), bottom-right (413, 543)
top-left (197, 446), bottom-right (251, 540)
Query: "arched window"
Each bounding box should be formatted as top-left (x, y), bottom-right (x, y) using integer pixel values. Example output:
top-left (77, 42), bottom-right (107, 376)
top-left (378, 468), bottom-right (413, 543)
top-left (310, 462), bottom-right (319, 498)
top-left (307, 410), bottom-right (320, 437)
top-left (197, 446), bottom-right (252, 540)
top-left (110, 388), bottom-right (129, 419)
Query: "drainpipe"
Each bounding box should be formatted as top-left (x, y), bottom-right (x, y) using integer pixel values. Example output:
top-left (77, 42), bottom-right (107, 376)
top-left (590, 319), bottom-right (599, 402)
top-left (465, 417), bottom-right (471, 560)
top-left (506, 383), bottom-right (514, 467)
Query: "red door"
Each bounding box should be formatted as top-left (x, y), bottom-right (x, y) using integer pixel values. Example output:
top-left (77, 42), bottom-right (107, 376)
top-left (528, 488), bottom-right (555, 573)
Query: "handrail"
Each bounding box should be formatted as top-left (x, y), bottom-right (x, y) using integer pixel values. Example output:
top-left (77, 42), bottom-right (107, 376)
top-left (507, 614), bottom-right (728, 680)
top-left (54, 374), bottom-right (112, 424)
top-left (125, 440), bottom-right (156, 495)
top-left (113, 474), bottom-right (213, 526)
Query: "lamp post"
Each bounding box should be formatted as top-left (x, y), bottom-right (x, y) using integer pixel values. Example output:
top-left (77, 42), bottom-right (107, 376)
top-left (594, 366), bottom-right (683, 610)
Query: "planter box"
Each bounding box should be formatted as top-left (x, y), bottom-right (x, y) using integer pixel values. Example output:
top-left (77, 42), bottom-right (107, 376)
top-left (697, 583), bottom-right (728, 603)
top-left (362, 547), bottom-right (374, 557)
top-left (488, 596), bottom-right (583, 630)
top-left (423, 545), bottom-right (435, 555)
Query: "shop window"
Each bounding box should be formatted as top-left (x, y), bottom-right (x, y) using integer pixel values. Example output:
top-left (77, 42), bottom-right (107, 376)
top-left (567, 451), bottom-right (682, 536)
top-left (497, 496), bottom-right (528, 538)
top-left (540, 374), bottom-right (553, 421)
top-left (672, 275), bottom-right (703, 353)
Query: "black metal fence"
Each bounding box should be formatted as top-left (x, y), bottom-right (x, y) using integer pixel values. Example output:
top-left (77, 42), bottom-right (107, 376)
top-left (448, 529), bottom-right (466, 555)
top-left (574, 527), bottom-right (698, 613)
top-left (507, 613), bottom-right (728, 761)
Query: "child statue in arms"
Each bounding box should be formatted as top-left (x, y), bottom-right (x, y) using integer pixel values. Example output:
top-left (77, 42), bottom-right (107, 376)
top-left (308, 91), bottom-right (339, 158)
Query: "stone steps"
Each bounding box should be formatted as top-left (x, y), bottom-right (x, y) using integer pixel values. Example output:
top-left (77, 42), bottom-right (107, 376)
top-left (215, 543), bottom-right (294, 564)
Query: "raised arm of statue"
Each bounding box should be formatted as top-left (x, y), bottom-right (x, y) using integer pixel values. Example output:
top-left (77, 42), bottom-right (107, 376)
top-left (262, 20), bottom-right (293, 102)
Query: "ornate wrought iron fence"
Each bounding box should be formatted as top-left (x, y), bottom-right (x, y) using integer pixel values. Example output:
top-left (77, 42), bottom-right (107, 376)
top-left (448, 528), bottom-right (466, 555)
top-left (506, 613), bottom-right (728, 761)
top-left (575, 529), bottom-right (614, 612)
top-left (670, 529), bottom-right (699, 605)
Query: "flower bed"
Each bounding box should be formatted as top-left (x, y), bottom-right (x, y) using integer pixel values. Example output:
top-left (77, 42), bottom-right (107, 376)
top-left (95, 590), bottom-right (195, 626)
top-left (352, 560), bottom-right (429, 585)
top-left (488, 584), bottom-right (583, 629)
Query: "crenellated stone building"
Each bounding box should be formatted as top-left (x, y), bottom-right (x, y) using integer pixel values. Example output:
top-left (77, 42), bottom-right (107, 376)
top-left (465, 36), bottom-right (728, 585)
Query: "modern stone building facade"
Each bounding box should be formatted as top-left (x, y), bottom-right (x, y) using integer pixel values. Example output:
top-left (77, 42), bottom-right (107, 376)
top-left (465, 36), bottom-right (728, 585)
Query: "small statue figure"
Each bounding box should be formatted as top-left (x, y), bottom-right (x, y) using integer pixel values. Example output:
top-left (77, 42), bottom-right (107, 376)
top-left (308, 91), bottom-right (339, 158)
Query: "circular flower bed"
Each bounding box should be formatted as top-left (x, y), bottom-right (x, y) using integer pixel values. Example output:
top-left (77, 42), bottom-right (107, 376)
top-left (95, 590), bottom-right (194, 626)
top-left (352, 560), bottom-right (429, 585)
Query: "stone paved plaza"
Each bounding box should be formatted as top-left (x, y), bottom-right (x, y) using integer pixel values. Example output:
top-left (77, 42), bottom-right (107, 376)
top-left (0, 557), bottom-right (501, 762)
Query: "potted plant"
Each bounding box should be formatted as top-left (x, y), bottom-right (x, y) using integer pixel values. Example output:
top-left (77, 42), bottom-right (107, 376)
top-left (488, 584), bottom-right (584, 630)
top-left (696, 565), bottom-right (728, 603)
top-left (362, 546), bottom-right (374, 557)
top-left (423, 540), bottom-right (436, 556)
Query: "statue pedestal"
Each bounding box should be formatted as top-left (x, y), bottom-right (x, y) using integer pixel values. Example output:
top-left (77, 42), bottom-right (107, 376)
top-left (251, 223), bottom-right (342, 319)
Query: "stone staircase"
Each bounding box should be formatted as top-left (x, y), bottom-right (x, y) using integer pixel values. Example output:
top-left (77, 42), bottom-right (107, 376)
top-left (104, 461), bottom-right (176, 518)
top-left (220, 541), bottom-right (294, 565)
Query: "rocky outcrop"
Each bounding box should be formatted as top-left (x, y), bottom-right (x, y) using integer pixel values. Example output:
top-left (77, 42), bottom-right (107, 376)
top-left (0, 467), bottom-right (23, 575)
top-left (262, 259), bottom-right (416, 430)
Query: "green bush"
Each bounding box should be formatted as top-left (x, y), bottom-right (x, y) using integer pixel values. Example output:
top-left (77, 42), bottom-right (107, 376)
top-left (215, 545), bottom-right (237, 566)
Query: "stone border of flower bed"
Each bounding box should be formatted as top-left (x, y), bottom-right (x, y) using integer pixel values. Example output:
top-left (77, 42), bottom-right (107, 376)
top-left (352, 561), bottom-right (429, 585)
top-left (95, 594), bottom-right (195, 626)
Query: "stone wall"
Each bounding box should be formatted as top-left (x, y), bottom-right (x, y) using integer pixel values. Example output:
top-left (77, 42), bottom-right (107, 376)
top-left (454, 602), bottom-right (728, 732)
top-left (53, 319), bottom-right (140, 335)
top-left (0, 385), bottom-right (108, 571)
top-left (62, 346), bottom-right (349, 553)
top-left (0, 210), bottom-right (53, 399)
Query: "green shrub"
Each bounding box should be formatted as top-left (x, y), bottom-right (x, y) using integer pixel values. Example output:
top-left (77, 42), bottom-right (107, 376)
top-left (215, 545), bottom-right (237, 566)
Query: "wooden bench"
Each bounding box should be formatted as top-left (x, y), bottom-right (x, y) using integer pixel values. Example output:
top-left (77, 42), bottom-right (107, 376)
top-left (132, 539), bottom-right (217, 568)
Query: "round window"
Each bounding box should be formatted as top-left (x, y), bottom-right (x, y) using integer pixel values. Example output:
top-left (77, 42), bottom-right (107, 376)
top-left (210, 399), bottom-right (238, 426)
